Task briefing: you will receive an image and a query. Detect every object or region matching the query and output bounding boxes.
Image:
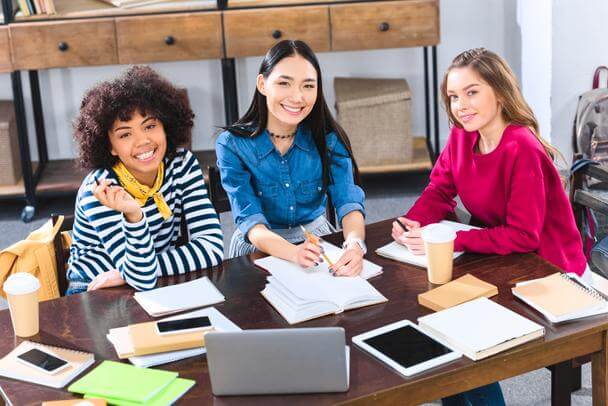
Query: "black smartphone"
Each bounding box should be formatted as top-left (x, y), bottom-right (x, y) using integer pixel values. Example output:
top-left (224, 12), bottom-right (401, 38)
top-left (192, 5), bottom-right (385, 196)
top-left (156, 316), bottom-right (212, 335)
top-left (16, 348), bottom-right (69, 374)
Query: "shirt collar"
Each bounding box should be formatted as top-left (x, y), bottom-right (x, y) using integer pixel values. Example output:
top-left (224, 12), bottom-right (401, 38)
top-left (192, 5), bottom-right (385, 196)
top-left (254, 126), bottom-right (314, 159)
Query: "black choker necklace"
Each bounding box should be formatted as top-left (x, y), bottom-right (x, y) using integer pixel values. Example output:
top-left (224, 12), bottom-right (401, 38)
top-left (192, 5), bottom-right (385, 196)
top-left (269, 131), bottom-right (296, 139)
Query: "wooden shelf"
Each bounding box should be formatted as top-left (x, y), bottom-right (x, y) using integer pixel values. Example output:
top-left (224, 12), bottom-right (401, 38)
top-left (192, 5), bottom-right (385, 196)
top-left (359, 136), bottom-right (433, 174)
top-left (0, 151), bottom-right (219, 200)
top-left (13, 0), bottom-right (217, 21)
top-left (227, 0), bottom-right (350, 8)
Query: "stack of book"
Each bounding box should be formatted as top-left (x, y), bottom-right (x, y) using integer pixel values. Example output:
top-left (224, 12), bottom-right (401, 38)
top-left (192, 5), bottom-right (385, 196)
top-left (68, 361), bottom-right (194, 405)
top-left (98, 0), bottom-right (202, 9)
top-left (107, 307), bottom-right (240, 368)
top-left (16, 0), bottom-right (56, 16)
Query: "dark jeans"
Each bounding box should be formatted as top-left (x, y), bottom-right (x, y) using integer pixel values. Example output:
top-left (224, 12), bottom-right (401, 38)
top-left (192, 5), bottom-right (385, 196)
top-left (442, 383), bottom-right (506, 406)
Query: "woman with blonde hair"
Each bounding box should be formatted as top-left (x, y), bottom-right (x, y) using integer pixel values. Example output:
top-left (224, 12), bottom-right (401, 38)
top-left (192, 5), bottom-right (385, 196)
top-left (392, 48), bottom-right (586, 404)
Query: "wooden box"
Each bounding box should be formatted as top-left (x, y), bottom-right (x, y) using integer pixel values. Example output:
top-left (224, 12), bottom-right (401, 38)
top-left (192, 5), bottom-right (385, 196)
top-left (0, 101), bottom-right (21, 185)
top-left (335, 77), bottom-right (412, 168)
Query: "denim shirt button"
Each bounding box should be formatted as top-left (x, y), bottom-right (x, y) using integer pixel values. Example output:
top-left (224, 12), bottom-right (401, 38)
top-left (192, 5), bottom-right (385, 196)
top-left (289, 206), bottom-right (294, 211)
top-left (258, 191), bottom-right (262, 196)
top-left (317, 186), bottom-right (322, 191)
top-left (285, 183), bottom-right (290, 188)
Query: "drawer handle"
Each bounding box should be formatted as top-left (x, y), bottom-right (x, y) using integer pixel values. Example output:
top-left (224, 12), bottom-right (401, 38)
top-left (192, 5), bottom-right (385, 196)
top-left (165, 35), bottom-right (175, 46)
top-left (378, 22), bottom-right (390, 32)
top-left (271, 30), bottom-right (282, 40)
top-left (57, 42), bottom-right (69, 52)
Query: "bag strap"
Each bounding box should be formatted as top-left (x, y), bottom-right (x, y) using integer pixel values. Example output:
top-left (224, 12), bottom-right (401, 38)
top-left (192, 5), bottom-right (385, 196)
top-left (593, 66), bottom-right (608, 89)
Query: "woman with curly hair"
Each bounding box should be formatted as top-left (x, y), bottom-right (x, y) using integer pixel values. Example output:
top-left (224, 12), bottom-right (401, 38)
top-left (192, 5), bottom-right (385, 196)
top-left (216, 40), bottom-right (366, 275)
top-left (66, 66), bottom-right (223, 295)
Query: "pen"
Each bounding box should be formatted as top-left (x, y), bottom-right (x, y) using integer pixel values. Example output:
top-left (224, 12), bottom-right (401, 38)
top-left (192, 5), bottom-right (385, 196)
top-left (299, 225), bottom-right (335, 269)
top-left (395, 218), bottom-right (408, 233)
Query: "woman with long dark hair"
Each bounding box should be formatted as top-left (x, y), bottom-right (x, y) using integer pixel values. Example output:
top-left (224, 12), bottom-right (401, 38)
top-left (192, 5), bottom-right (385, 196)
top-left (216, 40), bottom-right (366, 276)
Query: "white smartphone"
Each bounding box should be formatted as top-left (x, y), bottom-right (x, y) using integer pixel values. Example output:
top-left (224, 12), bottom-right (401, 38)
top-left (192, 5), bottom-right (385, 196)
top-left (156, 316), bottom-right (213, 335)
top-left (16, 348), bottom-right (70, 375)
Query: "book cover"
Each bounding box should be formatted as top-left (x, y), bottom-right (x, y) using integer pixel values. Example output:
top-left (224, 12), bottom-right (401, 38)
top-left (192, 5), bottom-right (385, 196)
top-left (418, 274), bottom-right (498, 312)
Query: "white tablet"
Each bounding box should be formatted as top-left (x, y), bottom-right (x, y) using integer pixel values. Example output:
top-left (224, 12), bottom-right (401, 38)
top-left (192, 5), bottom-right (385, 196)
top-left (352, 319), bottom-right (462, 377)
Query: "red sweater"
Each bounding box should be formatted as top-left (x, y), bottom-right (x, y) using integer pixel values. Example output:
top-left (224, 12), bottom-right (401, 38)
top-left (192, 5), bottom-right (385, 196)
top-left (407, 124), bottom-right (586, 275)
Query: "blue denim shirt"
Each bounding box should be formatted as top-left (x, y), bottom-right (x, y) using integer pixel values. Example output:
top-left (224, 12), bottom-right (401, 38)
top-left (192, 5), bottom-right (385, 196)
top-left (216, 126), bottom-right (365, 239)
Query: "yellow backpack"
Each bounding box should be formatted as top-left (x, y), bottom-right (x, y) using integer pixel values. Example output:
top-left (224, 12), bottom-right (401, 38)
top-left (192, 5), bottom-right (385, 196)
top-left (0, 216), bottom-right (71, 301)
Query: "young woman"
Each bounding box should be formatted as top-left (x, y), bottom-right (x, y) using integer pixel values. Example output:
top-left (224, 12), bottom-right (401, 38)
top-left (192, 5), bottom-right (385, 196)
top-left (216, 40), bottom-right (366, 276)
top-left (393, 48), bottom-right (587, 405)
top-left (67, 66), bottom-right (224, 294)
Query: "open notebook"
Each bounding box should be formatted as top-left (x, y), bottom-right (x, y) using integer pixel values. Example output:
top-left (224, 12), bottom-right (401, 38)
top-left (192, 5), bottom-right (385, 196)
top-left (254, 240), bottom-right (383, 280)
top-left (512, 272), bottom-right (608, 323)
top-left (258, 253), bottom-right (387, 324)
top-left (0, 341), bottom-right (94, 388)
top-left (375, 221), bottom-right (480, 268)
top-left (418, 297), bottom-right (545, 361)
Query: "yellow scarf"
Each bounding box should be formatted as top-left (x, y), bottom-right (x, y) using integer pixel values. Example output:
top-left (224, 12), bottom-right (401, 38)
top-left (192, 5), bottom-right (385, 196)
top-left (112, 161), bottom-right (172, 220)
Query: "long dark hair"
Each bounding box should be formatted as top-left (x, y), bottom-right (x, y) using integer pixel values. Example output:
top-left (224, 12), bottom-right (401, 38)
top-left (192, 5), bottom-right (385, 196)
top-left (223, 40), bottom-right (360, 188)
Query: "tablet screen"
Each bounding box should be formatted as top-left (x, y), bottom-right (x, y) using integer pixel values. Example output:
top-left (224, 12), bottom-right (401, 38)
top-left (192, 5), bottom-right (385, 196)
top-left (362, 325), bottom-right (453, 368)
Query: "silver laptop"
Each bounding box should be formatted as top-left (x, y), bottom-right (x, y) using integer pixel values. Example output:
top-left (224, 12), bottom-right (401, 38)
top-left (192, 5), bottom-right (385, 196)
top-left (205, 327), bottom-right (349, 395)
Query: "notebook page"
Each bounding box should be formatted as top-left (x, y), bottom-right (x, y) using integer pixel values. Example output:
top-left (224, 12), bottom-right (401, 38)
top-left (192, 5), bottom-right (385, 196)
top-left (418, 297), bottom-right (543, 354)
top-left (254, 241), bottom-right (382, 281)
top-left (375, 221), bottom-right (478, 267)
top-left (260, 258), bottom-right (384, 308)
top-left (513, 273), bottom-right (606, 318)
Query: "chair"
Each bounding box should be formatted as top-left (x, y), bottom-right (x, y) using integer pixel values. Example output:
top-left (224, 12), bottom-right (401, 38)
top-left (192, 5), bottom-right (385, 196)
top-left (206, 166), bottom-right (232, 215)
top-left (51, 214), bottom-right (74, 296)
top-left (545, 155), bottom-right (608, 398)
top-left (206, 165), bottom-right (338, 228)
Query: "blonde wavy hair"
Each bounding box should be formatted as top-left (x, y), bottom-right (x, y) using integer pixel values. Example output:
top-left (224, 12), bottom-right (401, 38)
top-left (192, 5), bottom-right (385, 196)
top-left (440, 48), bottom-right (560, 161)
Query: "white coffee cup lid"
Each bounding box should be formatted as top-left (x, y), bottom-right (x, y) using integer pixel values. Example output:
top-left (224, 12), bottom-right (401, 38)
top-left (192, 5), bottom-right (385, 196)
top-left (421, 223), bottom-right (456, 243)
top-left (3, 273), bottom-right (40, 295)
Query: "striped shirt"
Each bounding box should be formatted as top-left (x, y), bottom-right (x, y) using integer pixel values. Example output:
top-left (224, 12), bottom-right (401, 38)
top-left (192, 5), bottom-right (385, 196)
top-left (67, 149), bottom-right (224, 291)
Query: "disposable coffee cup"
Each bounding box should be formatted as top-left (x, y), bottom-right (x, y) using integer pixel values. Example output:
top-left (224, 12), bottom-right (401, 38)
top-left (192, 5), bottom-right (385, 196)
top-left (421, 224), bottom-right (457, 285)
top-left (3, 273), bottom-right (40, 337)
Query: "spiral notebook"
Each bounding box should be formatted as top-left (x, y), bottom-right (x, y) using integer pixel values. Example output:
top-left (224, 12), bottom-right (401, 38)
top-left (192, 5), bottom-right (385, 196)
top-left (0, 341), bottom-right (94, 388)
top-left (512, 272), bottom-right (608, 323)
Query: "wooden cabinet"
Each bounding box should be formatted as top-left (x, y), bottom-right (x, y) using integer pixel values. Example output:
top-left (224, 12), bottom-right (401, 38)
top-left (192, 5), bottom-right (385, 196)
top-left (330, 0), bottom-right (439, 51)
top-left (0, 28), bottom-right (11, 73)
top-left (10, 19), bottom-right (117, 70)
top-left (223, 6), bottom-right (330, 58)
top-left (116, 12), bottom-right (223, 64)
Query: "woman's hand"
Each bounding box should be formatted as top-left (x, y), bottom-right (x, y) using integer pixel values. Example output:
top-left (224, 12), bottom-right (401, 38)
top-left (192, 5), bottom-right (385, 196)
top-left (93, 179), bottom-right (143, 223)
top-left (332, 245), bottom-right (364, 276)
top-left (293, 240), bottom-right (323, 268)
top-left (87, 269), bottom-right (126, 291)
top-left (392, 217), bottom-right (425, 255)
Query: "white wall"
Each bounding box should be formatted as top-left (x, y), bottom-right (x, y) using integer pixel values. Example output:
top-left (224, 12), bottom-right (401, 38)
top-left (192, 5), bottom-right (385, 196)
top-left (552, 0), bottom-right (608, 163)
top-left (0, 0), bottom-right (519, 161)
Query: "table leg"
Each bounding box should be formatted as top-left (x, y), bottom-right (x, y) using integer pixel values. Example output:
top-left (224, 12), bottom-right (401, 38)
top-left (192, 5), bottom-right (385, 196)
top-left (551, 361), bottom-right (572, 406)
top-left (592, 331), bottom-right (608, 406)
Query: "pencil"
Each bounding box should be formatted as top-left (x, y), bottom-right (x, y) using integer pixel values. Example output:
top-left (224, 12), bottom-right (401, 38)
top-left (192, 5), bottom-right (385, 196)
top-left (299, 225), bottom-right (334, 268)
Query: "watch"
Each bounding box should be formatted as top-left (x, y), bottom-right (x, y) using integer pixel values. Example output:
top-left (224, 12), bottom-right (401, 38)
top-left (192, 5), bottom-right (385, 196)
top-left (343, 237), bottom-right (367, 255)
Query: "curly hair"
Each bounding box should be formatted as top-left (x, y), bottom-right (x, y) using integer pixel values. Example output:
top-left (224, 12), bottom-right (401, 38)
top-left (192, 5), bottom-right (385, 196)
top-left (74, 65), bottom-right (194, 171)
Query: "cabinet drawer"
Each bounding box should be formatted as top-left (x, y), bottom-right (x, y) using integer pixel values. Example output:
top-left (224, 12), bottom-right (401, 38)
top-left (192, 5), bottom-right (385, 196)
top-left (0, 28), bottom-right (11, 73)
top-left (224, 6), bottom-right (329, 58)
top-left (10, 19), bottom-right (117, 70)
top-left (330, 0), bottom-right (439, 51)
top-left (116, 12), bottom-right (223, 64)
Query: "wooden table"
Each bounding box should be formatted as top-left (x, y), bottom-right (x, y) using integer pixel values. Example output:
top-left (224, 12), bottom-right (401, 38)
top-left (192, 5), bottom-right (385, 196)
top-left (1, 219), bottom-right (607, 405)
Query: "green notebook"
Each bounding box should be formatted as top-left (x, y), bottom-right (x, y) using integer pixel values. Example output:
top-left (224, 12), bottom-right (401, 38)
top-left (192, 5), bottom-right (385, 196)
top-left (84, 378), bottom-right (195, 406)
top-left (68, 361), bottom-right (178, 403)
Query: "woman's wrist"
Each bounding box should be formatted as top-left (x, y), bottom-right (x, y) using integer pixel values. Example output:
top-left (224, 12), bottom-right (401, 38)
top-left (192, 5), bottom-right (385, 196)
top-left (124, 208), bottom-right (143, 223)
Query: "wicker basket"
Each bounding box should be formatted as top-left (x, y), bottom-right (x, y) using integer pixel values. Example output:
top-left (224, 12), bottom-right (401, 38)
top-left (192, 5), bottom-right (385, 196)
top-left (0, 101), bottom-right (21, 185)
top-left (335, 77), bottom-right (412, 168)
